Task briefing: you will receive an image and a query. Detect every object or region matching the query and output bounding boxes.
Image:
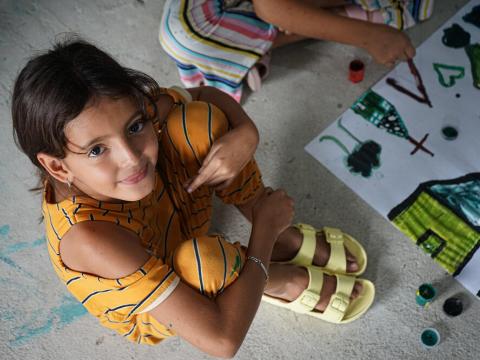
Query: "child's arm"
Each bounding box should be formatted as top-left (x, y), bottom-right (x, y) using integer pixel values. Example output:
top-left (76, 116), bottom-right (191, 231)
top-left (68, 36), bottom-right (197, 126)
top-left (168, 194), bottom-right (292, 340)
top-left (252, 0), bottom-right (415, 66)
top-left (183, 86), bottom-right (259, 193)
top-left (60, 188), bottom-right (294, 358)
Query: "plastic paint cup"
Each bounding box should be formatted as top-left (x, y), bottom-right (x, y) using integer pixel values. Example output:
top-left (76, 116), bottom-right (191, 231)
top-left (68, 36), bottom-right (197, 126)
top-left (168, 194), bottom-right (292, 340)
top-left (349, 60), bottom-right (365, 83)
top-left (443, 297), bottom-right (463, 317)
top-left (420, 328), bottom-right (440, 348)
top-left (416, 283), bottom-right (436, 307)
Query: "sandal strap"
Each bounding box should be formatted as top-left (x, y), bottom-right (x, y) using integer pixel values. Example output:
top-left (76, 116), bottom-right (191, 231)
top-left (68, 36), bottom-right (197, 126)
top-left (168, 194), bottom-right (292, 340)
top-left (290, 266), bottom-right (324, 313)
top-left (322, 274), bottom-right (355, 323)
top-left (324, 227), bottom-right (347, 273)
top-left (289, 224), bottom-right (316, 266)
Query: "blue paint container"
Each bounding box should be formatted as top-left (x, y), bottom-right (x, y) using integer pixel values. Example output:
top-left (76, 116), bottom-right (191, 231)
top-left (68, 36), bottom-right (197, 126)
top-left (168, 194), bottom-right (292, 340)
top-left (416, 283), bottom-right (436, 307)
top-left (420, 328), bottom-right (440, 348)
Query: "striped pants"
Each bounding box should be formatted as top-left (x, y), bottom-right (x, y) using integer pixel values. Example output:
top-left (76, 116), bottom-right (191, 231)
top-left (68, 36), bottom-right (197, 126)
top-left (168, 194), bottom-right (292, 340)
top-left (159, 97), bottom-right (263, 297)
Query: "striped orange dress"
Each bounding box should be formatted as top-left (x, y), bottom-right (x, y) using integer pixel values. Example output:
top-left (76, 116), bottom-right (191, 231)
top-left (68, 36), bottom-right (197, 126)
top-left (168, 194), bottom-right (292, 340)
top-left (42, 87), bottom-right (263, 344)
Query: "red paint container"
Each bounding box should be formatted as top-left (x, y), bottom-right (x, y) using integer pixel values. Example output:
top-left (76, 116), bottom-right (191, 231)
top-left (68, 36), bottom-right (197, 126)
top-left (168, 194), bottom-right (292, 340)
top-left (349, 60), bottom-right (365, 83)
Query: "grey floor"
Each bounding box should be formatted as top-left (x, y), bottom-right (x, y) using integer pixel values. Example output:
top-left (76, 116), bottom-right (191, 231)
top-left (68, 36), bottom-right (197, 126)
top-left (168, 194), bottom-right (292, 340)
top-left (1, 0), bottom-right (479, 359)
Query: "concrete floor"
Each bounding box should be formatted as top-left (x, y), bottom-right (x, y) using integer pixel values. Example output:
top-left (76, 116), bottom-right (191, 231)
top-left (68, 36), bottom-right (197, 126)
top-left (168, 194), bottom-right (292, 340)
top-left (1, 0), bottom-right (479, 359)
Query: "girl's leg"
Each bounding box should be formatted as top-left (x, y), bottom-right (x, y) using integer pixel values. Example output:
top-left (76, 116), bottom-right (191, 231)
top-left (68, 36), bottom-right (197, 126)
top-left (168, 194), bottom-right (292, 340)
top-left (159, 98), bottom-right (263, 238)
top-left (265, 263), bottom-right (363, 312)
top-left (172, 235), bottom-right (245, 298)
top-left (268, 1), bottom-right (352, 49)
top-left (171, 230), bottom-right (363, 313)
top-left (236, 188), bottom-right (360, 272)
top-left (272, 32), bottom-right (308, 49)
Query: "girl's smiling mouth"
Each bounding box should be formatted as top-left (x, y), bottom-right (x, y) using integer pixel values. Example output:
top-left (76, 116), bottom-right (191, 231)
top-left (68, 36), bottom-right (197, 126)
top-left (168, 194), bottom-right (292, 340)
top-left (120, 164), bottom-right (148, 185)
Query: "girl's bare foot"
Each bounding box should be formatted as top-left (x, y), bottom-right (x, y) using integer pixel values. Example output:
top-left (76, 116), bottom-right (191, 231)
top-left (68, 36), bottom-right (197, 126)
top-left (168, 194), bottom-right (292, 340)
top-left (272, 227), bottom-right (359, 273)
top-left (264, 263), bottom-right (362, 313)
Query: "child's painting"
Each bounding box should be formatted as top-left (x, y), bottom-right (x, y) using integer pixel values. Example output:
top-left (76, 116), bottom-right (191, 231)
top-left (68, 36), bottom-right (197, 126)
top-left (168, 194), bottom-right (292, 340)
top-left (305, 0), bottom-right (480, 298)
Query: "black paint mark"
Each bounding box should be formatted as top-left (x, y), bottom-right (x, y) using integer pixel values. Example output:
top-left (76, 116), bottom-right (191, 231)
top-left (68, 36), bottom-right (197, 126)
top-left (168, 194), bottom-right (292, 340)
top-left (442, 23), bottom-right (471, 48)
top-left (319, 118), bottom-right (382, 178)
top-left (456, 93), bottom-right (461, 98)
top-left (347, 141), bottom-right (382, 177)
top-left (463, 5), bottom-right (480, 29)
top-left (442, 126), bottom-right (459, 140)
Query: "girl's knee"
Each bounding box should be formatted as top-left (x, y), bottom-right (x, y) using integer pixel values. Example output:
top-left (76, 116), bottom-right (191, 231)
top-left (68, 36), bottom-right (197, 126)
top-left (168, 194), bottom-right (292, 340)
top-left (165, 101), bottom-right (229, 163)
top-left (172, 235), bottom-right (244, 297)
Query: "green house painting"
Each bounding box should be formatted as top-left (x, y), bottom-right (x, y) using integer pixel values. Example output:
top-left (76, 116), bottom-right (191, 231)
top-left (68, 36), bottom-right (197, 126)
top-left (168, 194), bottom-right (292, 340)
top-left (388, 173), bottom-right (480, 276)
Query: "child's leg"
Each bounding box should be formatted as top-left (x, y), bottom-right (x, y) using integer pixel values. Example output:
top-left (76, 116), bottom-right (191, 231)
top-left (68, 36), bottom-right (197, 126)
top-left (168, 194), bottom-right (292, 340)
top-left (172, 235), bottom-right (245, 298)
top-left (159, 99), bottom-right (263, 238)
top-left (172, 229), bottom-right (364, 316)
top-left (236, 189), bottom-right (360, 273)
top-left (264, 263), bottom-right (363, 313)
top-left (159, 0), bottom-right (277, 102)
top-left (346, 0), bottom-right (435, 30)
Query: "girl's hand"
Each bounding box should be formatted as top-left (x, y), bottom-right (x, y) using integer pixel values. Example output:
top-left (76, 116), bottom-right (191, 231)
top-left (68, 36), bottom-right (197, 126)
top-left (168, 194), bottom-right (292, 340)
top-left (185, 124), bottom-right (258, 193)
top-left (252, 187), bottom-right (295, 238)
top-left (365, 24), bottom-right (416, 67)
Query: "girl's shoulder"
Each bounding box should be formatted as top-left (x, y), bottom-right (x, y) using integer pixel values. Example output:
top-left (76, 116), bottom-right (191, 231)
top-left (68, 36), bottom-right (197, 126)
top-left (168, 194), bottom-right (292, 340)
top-left (164, 86), bottom-right (193, 104)
top-left (42, 180), bottom-right (158, 241)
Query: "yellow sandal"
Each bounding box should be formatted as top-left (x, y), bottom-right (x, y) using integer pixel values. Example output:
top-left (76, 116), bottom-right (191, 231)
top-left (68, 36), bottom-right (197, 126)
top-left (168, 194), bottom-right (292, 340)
top-left (262, 266), bottom-right (375, 324)
top-left (278, 223), bottom-right (367, 276)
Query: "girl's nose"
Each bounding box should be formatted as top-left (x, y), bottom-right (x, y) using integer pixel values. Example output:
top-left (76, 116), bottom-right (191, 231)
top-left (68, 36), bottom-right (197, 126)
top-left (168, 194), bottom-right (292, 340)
top-left (117, 139), bottom-right (141, 167)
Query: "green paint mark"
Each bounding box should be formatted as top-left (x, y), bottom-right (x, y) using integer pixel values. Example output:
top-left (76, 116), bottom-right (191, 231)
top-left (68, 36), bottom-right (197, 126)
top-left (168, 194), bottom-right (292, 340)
top-left (319, 135), bottom-right (350, 155)
top-left (432, 63), bottom-right (465, 87)
top-left (465, 43), bottom-right (480, 89)
top-left (390, 191), bottom-right (479, 274)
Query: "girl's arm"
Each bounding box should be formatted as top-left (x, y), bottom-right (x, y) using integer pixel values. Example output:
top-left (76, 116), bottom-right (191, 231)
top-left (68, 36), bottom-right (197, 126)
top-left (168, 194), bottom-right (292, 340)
top-left (150, 223), bottom-right (274, 358)
top-left (60, 188), bottom-right (294, 358)
top-left (184, 86), bottom-right (260, 193)
top-left (252, 0), bottom-right (415, 66)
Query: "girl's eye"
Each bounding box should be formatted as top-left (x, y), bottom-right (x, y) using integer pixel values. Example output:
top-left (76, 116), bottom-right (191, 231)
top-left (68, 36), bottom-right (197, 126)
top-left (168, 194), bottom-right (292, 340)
top-left (88, 145), bottom-right (105, 158)
top-left (128, 119), bottom-right (145, 135)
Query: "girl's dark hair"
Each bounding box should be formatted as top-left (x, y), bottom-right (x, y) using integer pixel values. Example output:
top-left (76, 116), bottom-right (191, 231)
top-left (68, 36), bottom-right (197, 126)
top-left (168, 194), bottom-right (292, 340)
top-left (12, 36), bottom-right (161, 184)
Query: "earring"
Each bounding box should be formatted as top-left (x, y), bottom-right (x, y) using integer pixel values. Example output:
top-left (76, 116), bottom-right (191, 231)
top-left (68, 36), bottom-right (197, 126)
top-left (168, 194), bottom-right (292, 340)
top-left (66, 178), bottom-right (72, 189)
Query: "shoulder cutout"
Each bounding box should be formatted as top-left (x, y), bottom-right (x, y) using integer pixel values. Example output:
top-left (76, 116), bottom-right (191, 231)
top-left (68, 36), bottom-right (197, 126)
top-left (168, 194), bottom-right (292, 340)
top-left (60, 221), bottom-right (150, 279)
top-left (169, 85), bottom-right (193, 103)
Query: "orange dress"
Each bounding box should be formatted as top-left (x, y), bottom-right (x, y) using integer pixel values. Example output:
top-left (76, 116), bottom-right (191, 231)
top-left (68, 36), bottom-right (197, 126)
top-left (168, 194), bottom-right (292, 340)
top-left (42, 87), bottom-right (263, 344)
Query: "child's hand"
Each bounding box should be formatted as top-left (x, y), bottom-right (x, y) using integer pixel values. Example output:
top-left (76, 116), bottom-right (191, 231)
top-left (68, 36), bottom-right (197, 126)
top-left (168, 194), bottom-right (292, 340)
top-left (252, 187), bottom-right (295, 237)
top-left (365, 24), bottom-right (416, 67)
top-left (185, 125), bottom-right (258, 193)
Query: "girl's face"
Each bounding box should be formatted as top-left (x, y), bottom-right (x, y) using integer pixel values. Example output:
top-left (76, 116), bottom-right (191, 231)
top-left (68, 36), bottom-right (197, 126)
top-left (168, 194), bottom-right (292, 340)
top-left (62, 96), bottom-right (158, 202)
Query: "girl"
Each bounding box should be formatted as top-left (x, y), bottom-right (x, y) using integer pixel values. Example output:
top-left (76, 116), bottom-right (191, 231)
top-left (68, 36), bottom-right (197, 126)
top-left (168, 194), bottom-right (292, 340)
top-left (159, 0), bottom-right (434, 101)
top-left (12, 38), bottom-right (374, 358)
